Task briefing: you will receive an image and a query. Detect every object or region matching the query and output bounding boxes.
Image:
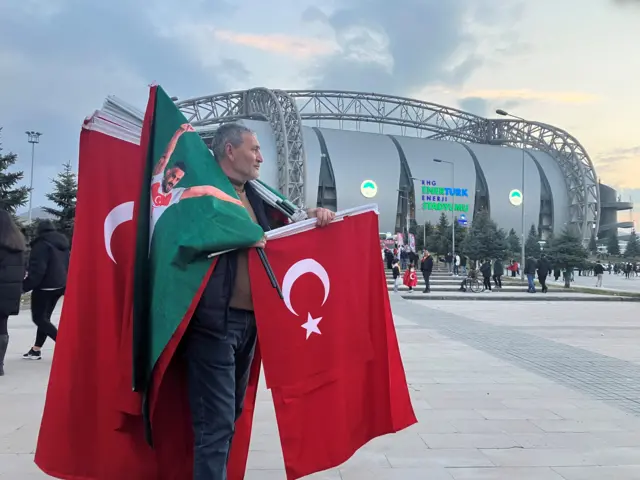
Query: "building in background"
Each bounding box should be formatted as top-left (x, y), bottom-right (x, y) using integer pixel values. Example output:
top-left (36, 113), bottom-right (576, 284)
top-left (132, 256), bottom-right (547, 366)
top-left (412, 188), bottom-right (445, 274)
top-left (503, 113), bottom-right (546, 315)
top-left (169, 90), bottom-right (632, 240)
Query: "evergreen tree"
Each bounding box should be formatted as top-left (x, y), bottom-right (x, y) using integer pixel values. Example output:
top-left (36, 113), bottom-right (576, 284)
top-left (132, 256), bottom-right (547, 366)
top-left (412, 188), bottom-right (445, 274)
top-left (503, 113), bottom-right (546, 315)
top-left (546, 228), bottom-right (588, 288)
top-left (416, 221), bottom-right (434, 251)
top-left (0, 129), bottom-right (29, 215)
top-left (506, 228), bottom-right (522, 261)
top-left (454, 219), bottom-right (467, 254)
top-left (426, 212), bottom-right (452, 255)
top-left (624, 230), bottom-right (640, 259)
top-left (460, 210), bottom-right (507, 261)
top-left (43, 161), bottom-right (77, 240)
top-left (588, 233), bottom-right (598, 255)
top-left (607, 230), bottom-right (621, 256)
top-left (525, 224), bottom-right (541, 258)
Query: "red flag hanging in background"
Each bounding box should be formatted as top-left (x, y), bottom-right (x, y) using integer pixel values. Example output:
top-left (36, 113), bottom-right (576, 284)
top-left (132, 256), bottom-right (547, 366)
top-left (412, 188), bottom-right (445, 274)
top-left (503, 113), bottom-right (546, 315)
top-left (249, 209), bottom-right (417, 480)
top-left (34, 126), bottom-right (159, 479)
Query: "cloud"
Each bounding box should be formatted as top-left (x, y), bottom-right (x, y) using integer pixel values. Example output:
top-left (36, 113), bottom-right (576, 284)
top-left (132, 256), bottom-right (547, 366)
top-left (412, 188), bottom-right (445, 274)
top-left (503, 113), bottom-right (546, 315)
top-left (214, 30), bottom-right (336, 58)
top-left (458, 97), bottom-right (489, 116)
top-left (595, 146), bottom-right (640, 190)
top-left (0, 0), bottom-right (234, 209)
top-left (460, 89), bottom-right (599, 104)
top-left (304, 0), bottom-right (526, 95)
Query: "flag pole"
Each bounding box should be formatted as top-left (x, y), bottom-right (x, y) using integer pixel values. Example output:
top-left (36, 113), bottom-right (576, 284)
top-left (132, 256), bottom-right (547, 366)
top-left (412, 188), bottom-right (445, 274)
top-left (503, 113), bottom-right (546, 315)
top-left (256, 247), bottom-right (283, 299)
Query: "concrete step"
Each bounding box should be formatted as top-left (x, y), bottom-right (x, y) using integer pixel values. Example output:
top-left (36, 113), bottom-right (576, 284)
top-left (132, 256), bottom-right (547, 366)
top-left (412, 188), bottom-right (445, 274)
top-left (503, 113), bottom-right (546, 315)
top-left (394, 291), bottom-right (640, 302)
top-left (388, 285), bottom-right (527, 292)
top-left (386, 278), bottom-right (528, 286)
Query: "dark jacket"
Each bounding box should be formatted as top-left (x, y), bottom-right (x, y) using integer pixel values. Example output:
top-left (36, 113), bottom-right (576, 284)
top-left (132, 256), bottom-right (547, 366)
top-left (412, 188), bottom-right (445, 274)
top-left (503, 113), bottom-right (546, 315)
top-left (493, 259), bottom-right (504, 276)
top-left (392, 264), bottom-right (401, 279)
top-left (593, 263), bottom-right (605, 275)
top-left (0, 246), bottom-right (26, 316)
top-left (190, 183), bottom-right (287, 337)
top-left (537, 257), bottom-right (551, 277)
top-left (524, 258), bottom-right (537, 275)
top-left (480, 261), bottom-right (492, 278)
top-left (420, 255), bottom-right (434, 274)
top-left (23, 228), bottom-right (70, 293)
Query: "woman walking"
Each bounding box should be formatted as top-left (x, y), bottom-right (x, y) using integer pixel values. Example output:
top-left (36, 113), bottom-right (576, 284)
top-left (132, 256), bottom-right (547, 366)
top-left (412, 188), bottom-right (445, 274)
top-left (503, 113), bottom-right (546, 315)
top-left (0, 211), bottom-right (27, 376)
top-left (22, 220), bottom-right (70, 360)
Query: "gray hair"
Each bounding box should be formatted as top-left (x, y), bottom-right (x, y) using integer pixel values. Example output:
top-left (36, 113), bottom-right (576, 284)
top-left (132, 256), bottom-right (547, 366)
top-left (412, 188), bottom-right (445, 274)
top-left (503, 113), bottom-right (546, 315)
top-left (211, 123), bottom-right (254, 161)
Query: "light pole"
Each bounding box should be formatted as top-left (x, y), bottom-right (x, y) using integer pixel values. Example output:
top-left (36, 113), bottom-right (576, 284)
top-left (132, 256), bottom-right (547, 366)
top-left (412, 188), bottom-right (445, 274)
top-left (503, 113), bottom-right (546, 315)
top-left (409, 177), bottom-right (426, 250)
top-left (25, 131), bottom-right (42, 224)
top-left (496, 109), bottom-right (526, 280)
top-left (433, 159), bottom-right (455, 258)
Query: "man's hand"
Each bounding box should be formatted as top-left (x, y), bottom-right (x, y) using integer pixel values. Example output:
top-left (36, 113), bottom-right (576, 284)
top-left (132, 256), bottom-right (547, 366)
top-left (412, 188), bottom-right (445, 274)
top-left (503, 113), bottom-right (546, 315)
top-left (306, 207), bottom-right (335, 227)
top-left (251, 236), bottom-right (267, 248)
top-left (179, 123), bottom-right (195, 133)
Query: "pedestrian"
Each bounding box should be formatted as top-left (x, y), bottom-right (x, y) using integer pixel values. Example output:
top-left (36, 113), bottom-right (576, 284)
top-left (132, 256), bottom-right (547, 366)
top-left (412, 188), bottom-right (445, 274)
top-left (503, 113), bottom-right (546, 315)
top-left (0, 211), bottom-right (27, 376)
top-left (392, 259), bottom-right (401, 293)
top-left (420, 250), bottom-right (433, 293)
top-left (22, 220), bottom-right (70, 360)
top-left (594, 260), bottom-right (605, 287)
top-left (403, 264), bottom-right (418, 292)
top-left (480, 259), bottom-right (492, 291)
top-left (492, 258), bottom-right (504, 289)
top-left (525, 256), bottom-right (537, 293)
top-left (182, 123), bottom-right (335, 479)
top-left (537, 253), bottom-right (550, 293)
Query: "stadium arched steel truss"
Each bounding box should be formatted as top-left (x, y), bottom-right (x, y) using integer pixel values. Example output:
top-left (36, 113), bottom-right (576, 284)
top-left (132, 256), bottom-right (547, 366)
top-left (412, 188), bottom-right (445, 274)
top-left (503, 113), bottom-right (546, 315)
top-left (176, 89), bottom-right (600, 238)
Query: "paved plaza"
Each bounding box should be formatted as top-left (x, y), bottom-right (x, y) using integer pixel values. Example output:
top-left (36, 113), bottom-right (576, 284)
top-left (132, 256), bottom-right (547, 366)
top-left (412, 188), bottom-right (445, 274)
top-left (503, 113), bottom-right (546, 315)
top-left (4, 299), bottom-right (640, 479)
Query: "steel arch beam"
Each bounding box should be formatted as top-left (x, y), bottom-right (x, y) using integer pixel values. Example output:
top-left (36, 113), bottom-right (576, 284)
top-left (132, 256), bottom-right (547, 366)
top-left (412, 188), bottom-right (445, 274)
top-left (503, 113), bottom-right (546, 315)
top-left (176, 89), bottom-right (599, 238)
top-left (176, 88), bottom-right (306, 207)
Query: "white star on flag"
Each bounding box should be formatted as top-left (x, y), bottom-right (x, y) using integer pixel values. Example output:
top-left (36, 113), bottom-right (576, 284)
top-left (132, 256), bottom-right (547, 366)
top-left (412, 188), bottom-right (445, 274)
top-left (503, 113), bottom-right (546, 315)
top-left (302, 313), bottom-right (322, 339)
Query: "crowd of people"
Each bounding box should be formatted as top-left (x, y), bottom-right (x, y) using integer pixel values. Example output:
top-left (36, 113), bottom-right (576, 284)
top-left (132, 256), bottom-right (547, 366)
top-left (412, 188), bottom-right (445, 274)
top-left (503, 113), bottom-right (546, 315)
top-left (383, 242), bottom-right (637, 295)
top-left (0, 211), bottom-right (70, 376)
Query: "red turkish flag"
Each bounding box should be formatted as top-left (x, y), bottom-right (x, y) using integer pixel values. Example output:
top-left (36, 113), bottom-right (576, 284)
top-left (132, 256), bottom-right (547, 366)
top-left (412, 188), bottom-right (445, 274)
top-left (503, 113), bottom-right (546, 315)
top-left (249, 210), bottom-right (417, 480)
top-left (35, 113), bottom-right (257, 479)
top-left (34, 127), bottom-right (160, 478)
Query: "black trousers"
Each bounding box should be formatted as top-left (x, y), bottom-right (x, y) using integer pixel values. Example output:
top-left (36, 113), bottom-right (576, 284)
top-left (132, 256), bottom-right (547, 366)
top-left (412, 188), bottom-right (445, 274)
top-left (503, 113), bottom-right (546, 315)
top-left (31, 289), bottom-right (64, 348)
top-left (0, 315), bottom-right (8, 336)
top-left (492, 275), bottom-right (502, 288)
top-left (185, 308), bottom-right (257, 480)
top-left (483, 276), bottom-right (492, 290)
top-left (422, 273), bottom-right (431, 292)
top-left (539, 275), bottom-right (548, 292)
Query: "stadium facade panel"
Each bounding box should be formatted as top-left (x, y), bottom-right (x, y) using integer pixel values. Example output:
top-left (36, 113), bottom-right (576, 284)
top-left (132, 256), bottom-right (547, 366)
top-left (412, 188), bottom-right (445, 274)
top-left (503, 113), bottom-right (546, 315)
top-left (244, 119), bottom-right (568, 236)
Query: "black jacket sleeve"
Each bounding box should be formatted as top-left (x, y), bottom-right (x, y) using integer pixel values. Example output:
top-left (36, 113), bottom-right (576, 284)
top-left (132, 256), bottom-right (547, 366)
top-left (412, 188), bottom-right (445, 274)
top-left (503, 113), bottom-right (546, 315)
top-left (23, 241), bottom-right (49, 293)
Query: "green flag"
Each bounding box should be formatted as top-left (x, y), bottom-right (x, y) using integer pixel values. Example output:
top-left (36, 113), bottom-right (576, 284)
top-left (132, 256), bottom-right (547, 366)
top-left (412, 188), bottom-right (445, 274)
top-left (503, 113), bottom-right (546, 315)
top-left (132, 86), bottom-right (264, 394)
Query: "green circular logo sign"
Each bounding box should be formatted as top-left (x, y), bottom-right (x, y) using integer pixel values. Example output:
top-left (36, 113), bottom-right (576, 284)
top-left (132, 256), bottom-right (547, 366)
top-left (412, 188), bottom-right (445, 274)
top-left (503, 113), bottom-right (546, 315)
top-left (509, 189), bottom-right (523, 206)
top-left (360, 179), bottom-right (378, 198)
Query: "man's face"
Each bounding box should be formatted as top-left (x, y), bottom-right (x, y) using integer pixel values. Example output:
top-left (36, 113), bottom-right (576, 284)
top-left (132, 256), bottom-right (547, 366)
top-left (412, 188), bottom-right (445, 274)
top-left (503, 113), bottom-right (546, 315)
top-left (227, 132), bottom-right (263, 182)
top-left (162, 167), bottom-right (184, 192)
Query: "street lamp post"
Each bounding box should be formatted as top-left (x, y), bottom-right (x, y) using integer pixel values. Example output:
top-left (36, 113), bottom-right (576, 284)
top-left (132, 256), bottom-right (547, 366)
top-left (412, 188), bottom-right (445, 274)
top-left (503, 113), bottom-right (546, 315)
top-left (496, 109), bottom-right (526, 280)
top-left (409, 177), bottom-right (426, 250)
top-left (433, 159), bottom-right (455, 259)
top-left (25, 131), bottom-right (42, 224)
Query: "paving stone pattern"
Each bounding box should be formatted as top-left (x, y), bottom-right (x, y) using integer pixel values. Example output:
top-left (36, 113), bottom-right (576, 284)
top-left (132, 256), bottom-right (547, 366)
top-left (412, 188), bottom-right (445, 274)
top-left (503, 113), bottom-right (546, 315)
top-left (397, 300), bottom-right (640, 417)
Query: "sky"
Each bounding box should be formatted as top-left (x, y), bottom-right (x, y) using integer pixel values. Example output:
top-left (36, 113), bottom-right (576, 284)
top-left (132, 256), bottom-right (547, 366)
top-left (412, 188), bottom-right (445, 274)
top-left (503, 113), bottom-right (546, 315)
top-left (0, 0), bottom-right (638, 228)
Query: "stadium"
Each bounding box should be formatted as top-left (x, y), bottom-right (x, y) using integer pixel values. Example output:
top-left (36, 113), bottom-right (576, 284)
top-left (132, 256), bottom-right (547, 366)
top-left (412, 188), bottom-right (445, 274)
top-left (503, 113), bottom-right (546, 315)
top-left (174, 89), bottom-right (633, 240)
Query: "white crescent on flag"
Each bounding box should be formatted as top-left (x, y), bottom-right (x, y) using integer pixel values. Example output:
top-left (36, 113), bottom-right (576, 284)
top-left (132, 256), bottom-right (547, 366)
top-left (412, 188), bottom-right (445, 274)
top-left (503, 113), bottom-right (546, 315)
top-left (104, 201), bottom-right (135, 264)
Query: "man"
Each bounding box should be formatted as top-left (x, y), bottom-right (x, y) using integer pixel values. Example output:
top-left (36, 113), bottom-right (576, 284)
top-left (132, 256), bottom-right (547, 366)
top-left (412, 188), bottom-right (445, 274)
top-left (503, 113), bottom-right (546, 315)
top-left (183, 123), bottom-right (334, 480)
top-left (594, 260), bottom-right (605, 287)
top-left (420, 250), bottom-right (433, 293)
top-left (525, 256), bottom-right (537, 293)
top-left (150, 123), bottom-right (242, 240)
top-left (537, 253), bottom-right (551, 293)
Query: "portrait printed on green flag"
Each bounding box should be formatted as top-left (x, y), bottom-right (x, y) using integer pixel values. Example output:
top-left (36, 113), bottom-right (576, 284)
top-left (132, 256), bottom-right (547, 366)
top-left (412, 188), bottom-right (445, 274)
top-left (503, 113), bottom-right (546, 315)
top-left (139, 88), bottom-right (265, 377)
top-left (148, 122), bottom-right (243, 247)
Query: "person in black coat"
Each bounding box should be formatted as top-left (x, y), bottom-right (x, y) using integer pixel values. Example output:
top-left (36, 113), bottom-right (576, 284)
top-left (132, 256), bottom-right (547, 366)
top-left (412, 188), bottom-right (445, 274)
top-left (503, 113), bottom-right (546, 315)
top-left (492, 258), bottom-right (504, 289)
top-left (22, 220), bottom-right (70, 360)
top-left (537, 253), bottom-right (551, 293)
top-left (480, 259), bottom-right (492, 291)
top-left (420, 250), bottom-right (434, 293)
top-left (0, 210), bottom-right (27, 376)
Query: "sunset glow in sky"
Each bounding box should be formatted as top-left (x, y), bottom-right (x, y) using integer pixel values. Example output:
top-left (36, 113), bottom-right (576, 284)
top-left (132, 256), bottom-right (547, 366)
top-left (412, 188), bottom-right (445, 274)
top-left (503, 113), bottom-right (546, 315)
top-left (0, 0), bottom-right (638, 227)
